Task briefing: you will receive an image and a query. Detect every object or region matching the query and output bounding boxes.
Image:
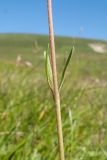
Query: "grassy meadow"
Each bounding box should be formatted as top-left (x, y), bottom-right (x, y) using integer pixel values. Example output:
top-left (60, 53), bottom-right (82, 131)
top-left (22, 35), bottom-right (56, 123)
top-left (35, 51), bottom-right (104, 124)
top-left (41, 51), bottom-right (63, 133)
top-left (0, 34), bottom-right (107, 160)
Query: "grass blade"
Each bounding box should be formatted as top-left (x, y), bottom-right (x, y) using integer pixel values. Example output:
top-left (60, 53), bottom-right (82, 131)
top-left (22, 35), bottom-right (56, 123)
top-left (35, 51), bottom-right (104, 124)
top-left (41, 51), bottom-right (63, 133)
top-left (4, 139), bottom-right (26, 160)
top-left (59, 46), bottom-right (74, 90)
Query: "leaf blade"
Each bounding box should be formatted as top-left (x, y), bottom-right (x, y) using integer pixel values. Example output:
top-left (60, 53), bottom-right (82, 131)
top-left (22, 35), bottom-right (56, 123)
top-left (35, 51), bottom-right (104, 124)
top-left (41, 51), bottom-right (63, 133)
top-left (44, 48), bottom-right (53, 91)
top-left (59, 46), bottom-right (74, 90)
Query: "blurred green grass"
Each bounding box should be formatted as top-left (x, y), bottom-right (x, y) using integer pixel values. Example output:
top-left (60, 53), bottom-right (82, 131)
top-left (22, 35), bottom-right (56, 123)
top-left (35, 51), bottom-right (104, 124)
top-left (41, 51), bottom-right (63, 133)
top-left (0, 34), bottom-right (107, 160)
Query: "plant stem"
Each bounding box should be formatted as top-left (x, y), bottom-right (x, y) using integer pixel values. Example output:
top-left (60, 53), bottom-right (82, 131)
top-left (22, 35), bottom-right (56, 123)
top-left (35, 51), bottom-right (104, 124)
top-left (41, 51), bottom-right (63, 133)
top-left (47, 0), bottom-right (65, 160)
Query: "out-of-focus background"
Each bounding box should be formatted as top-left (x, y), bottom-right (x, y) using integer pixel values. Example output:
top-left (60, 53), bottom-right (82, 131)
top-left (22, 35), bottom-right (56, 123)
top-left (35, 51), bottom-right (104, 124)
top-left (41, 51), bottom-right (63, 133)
top-left (0, 1), bottom-right (107, 159)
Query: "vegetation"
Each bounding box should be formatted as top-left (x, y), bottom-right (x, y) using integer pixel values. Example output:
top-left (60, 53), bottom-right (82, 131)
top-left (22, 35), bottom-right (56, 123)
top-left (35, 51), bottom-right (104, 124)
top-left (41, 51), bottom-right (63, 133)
top-left (0, 34), bottom-right (107, 160)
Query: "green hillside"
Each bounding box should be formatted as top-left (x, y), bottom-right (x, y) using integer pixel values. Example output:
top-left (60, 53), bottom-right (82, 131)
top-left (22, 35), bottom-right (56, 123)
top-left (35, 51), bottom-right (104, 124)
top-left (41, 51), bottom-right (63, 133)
top-left (0, 34), bottom-right (107, 60)
top-left (0, 34), bottom-right (107, 80)
top-left (0, 34), bottom-right (107, 160)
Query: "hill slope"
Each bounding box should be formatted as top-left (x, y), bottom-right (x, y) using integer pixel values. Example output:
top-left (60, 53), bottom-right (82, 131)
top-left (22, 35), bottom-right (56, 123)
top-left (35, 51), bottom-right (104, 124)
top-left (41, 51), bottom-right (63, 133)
top-left (0, 34), bottom-right (107, 62)
top-left (0, 34), bottom-right (107, 160)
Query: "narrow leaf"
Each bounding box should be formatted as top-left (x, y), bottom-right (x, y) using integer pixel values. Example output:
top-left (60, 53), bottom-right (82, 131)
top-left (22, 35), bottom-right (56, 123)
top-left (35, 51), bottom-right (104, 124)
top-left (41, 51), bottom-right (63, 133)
top-left (44, 49), bottom-right (53, 91)
top-left (59, 46), bottom-right (74, 90)
top-left (4, 139), bottom-right (26, 160)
